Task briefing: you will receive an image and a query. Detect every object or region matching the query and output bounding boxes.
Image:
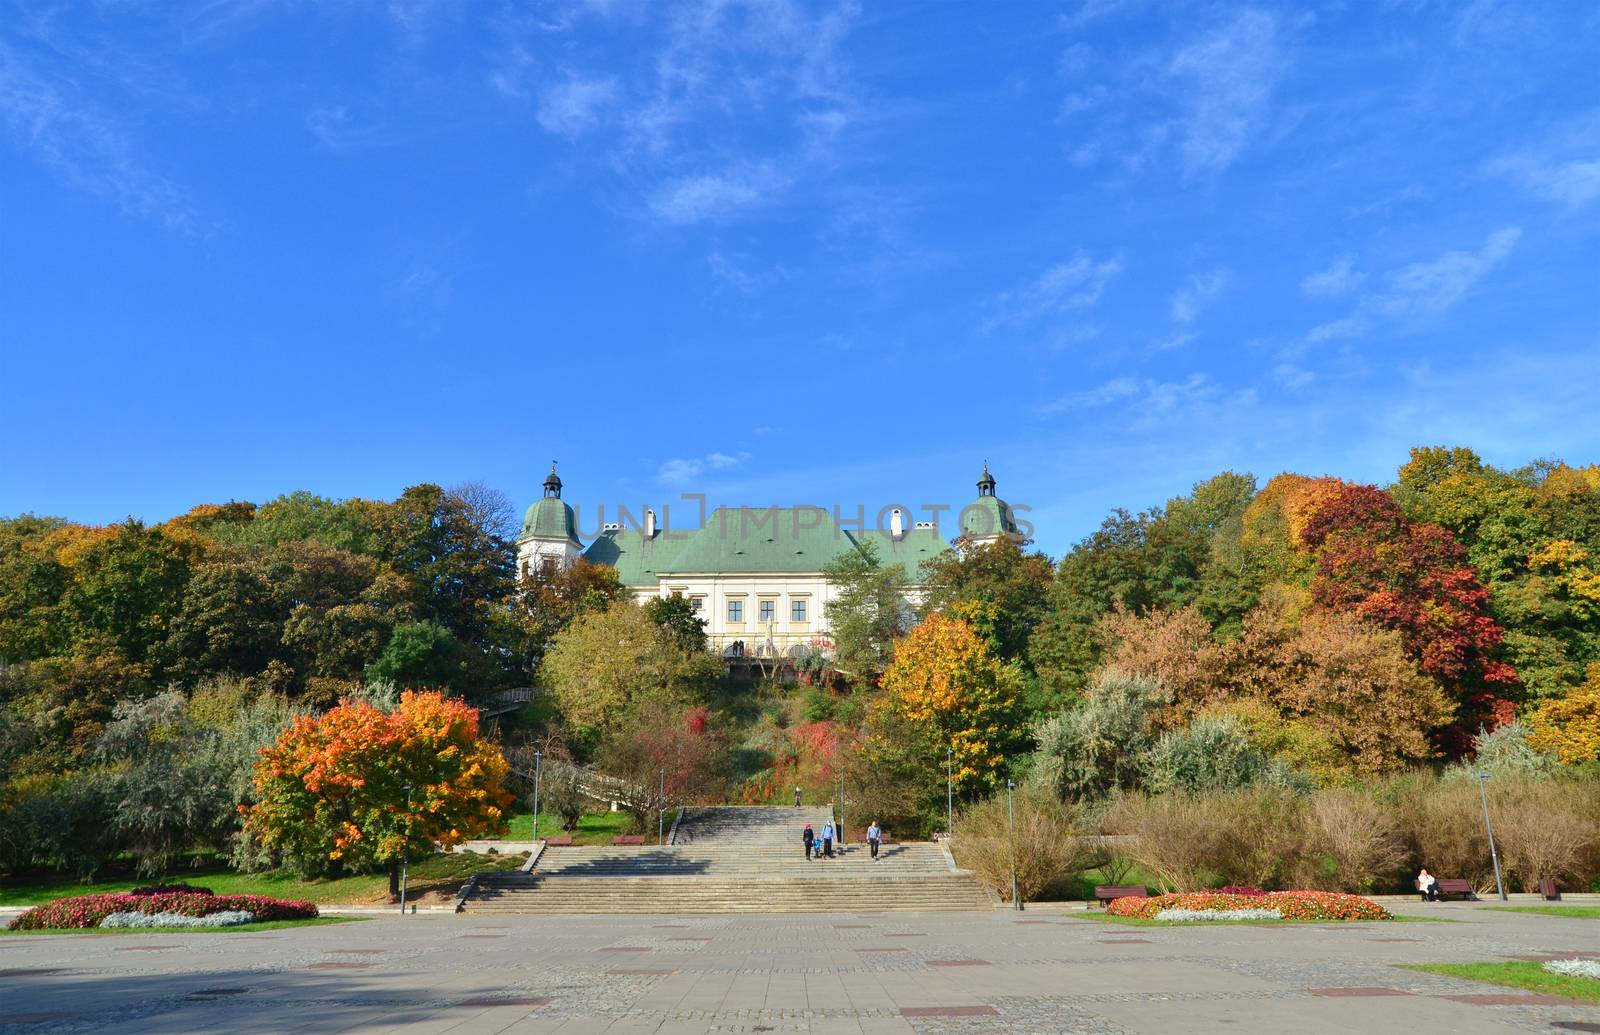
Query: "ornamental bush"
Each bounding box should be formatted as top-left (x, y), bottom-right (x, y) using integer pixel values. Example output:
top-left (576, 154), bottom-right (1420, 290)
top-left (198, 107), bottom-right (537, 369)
top-left (1107, 890), bottom-right (1388, 922)
top-left (7, 891), bottom-right (316, 930)
top-left (1544, 959), bottom-right (1600, 981)
top-left (101, 909), bottom-right (255, 928)
top-left (1155, 907), bottom-right (1282, 922)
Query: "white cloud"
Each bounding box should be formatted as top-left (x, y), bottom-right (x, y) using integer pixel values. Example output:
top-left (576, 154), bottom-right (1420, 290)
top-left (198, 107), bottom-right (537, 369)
top-left (1301, 258), bottom-right (1365, 299)
top-left (535, 73), bottom-right (619, 136)
top-left (1484, 110), bottom-right (1600, 209)
top-left (1171, 267), bottom-right (1231, 324)
top-left (983, 253), bottom-right (1125, 332)
top-left (0, 42), bottom-right (199, 233)
top-left (707, 250), bottom-right (791, 295)
top-left (1039, 373), bottom-right (1221, 417)
top-left (1305, 227), bottom-right (1522, 344)
top-left (1165, 9), bottom-right (1286, 176)
top-left (1274, 362), bottom-right (1314, 389)
top-left (649, 164), bottom-right (790, 224)
top-left (656, 451), bottom-right (751, 485)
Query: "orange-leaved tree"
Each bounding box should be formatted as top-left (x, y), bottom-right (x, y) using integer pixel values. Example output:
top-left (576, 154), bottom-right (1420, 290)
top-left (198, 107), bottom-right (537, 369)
top-left (243, 689), bottom-right (512, 899)
top-left (879, 613), bottom-right (1023, 794)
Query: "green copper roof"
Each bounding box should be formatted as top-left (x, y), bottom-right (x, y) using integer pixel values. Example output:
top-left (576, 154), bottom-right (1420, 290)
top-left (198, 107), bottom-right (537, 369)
top-left (518, 496), bottom-right (581, 545)
top-left (583, 506), bottom-right (953, 586)
top-left (959, 495), bottom-right (1018, 538)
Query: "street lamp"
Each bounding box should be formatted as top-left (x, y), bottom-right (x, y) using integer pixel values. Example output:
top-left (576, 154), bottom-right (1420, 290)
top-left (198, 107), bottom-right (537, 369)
top-left (838, 769), bottom-right (846, 855)
top-left (1476, 771), bottom-right (1508, 901)
top-left (659, 766), bottom-right (666, 845)
top-left (945, 746), bottom-right (953, 839)
top-left (532, 750), bottom-right (542, 843)
top-left (399, 783), bottom-right (413, 916)
top-left (1007, 778), bottom-right (1021, 912)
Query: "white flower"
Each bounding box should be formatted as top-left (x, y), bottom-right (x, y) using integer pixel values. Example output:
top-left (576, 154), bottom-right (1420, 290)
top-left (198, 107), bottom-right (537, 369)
top-left (1154, 907), bottom-right (1282, 922)
top-left (100, 910), bottom-right (257, 929)
top-left (1542, 958), bottom-right (1600, 981)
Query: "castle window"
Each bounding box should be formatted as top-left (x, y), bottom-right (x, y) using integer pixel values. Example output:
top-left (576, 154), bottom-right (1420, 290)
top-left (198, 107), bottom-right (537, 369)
top-left (689, 596), bottom-right (703, 613)
top-left (791, 600), bottom-right (807, 622)
top-left (728, 600), bottom-right (744, 622)
top-left (759, 600), bottom-right (776, 623)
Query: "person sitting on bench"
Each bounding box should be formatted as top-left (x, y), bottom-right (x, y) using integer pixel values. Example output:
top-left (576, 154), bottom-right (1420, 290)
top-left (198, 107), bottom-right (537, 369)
top-left (1417, 867), bottom-right (1439, 901)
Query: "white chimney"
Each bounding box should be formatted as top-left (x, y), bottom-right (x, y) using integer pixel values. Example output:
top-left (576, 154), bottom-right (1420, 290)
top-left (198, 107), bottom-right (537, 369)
top-left (890, 507), bottom-right (904, 538)
top-left (644, 508), bottom-right (656, 538)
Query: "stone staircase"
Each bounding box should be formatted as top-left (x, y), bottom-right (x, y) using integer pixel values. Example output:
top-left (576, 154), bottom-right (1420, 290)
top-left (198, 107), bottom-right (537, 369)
top-left (459, 805), bottom-right (992, 914)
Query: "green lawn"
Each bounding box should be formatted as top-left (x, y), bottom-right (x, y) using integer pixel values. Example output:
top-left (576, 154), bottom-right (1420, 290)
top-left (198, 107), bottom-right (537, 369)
top-left (1482, 905), bottom-right (1600, 920)
top-left (1405, 962), bottom-right (1600, 1004)
top-left (2, 917), bottom-right (359, 936)
top-left (505, 810), bottom-right (639, 844)
top-left (0, 851), bottom-right (526, 907)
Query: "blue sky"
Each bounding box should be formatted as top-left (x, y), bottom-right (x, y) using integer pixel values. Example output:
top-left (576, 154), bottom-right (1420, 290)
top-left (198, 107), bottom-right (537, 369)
top-left (2, 0), bottom-right (1597, 557)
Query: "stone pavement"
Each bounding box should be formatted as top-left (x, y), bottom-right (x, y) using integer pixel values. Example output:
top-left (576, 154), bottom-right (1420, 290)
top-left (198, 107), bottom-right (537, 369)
top-left (3, 902), bottom-right (1598, 1033)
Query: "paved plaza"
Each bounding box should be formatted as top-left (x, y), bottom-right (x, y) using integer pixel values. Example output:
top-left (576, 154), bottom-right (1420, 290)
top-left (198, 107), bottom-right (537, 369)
top-left (3, 903), bottom-right (1599, 1034)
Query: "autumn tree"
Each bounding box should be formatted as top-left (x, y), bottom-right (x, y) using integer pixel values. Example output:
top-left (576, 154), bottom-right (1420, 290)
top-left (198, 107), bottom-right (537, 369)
top-left (244, 690), bottom-right (512, 899)
top-left (918, 537), bottom-right (1054, 666)
top-left (1527, 665), bottom-right (1600, 764)
top-left (539, 601), bottom-right (720, 737)
top-left (878, 614), bottom-right (1023, 794)
top-left (1298, 481), bottom-right (1518, 742)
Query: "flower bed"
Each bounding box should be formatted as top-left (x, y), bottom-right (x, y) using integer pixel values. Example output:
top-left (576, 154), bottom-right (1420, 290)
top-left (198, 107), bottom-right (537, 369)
top-left (1107, 890), bottom-right (1389, 922)
top-left (128, 882), bottom-right (214, 896)
top-left (7, 892), bottom-right (317, 930)
top-left (1544, 959), bottom-right (1600, 981)
top-left (101, 910), bottom-right (256, 929)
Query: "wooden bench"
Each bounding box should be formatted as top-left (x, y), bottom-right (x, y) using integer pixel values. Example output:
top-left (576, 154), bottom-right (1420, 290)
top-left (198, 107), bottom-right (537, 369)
top-left (543, 835), bottom-right (574, 847)
top-left (611, 835), bottom-right (647, 846)
top-left (1094, 885), bottom-right (1148, 908)
top-left (1432, 878), bottom-right (1478, 901)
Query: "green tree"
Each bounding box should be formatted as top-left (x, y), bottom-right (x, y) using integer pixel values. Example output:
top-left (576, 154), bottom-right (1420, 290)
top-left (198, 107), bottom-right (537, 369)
top-left (918, 537), bottom-right (1054, 666)
top-left (539, 601), bottom-right (720, 736)
top-left (63, 521), bottom-right (195, 668)
top-left (821, 539), bottom-right (912, 685)
top-left (645, 594), bottom-right (709, 654)
top-left (367, 621), bottom-right (467, 691)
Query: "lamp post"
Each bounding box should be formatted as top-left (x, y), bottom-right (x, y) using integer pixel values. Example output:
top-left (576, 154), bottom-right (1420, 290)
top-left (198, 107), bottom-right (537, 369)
top-left (945, 746), bottom-right (953, 839)
top-left (532, 750), bottom-right (542, 843)
top-left (838, 769), bottom-right (846, 855)
top-left (1476, 771), bottom-right (1508, 902)
top-left (399, 783), bottom-right (413, 916)
top-left (659, 766), bottom-right (666, 845)
top-left (1007, 778), bottom-right (1020, 911)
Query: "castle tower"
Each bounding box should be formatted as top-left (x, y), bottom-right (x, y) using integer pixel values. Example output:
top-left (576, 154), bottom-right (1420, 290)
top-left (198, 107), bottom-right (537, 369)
top-left (516, 464), bottom-right (584, 578)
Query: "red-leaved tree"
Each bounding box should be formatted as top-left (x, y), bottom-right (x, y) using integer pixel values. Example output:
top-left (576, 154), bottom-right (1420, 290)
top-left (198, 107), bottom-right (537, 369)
top-left (1298, 484), bottom-right (1518, 748)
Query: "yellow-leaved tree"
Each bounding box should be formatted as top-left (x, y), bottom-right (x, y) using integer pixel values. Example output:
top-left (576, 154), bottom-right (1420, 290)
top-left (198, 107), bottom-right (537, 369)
top-left (879, 613), bottom-right (1023, 794)
top-left (1527, 666), bottom-right (1600, 764)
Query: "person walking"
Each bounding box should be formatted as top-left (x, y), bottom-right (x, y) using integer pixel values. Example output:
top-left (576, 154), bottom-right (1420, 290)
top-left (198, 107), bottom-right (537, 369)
top-left (803, 822), bottom-right (815, 861)
top-left (794, 786), bottom-right (802, 808)
top-left (867, 820), bottom-right (882, 862)
top-left (821, 819), bottom-right (834, 859)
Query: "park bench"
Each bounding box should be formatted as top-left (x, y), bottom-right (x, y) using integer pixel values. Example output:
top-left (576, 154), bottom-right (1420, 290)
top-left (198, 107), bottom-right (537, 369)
top-left (543, 835), bottom-right (574, 847)
top-left (611, 835), bottom-right (647, 846)
top-left (1094, 885), bottom-right (1148, 908)
top-left (855, 832), bottom-right (895, 844)
top-left (1432, 878), bottom-right (1478, 901)
top-left (1541, 877), bottom-right (1561, 901)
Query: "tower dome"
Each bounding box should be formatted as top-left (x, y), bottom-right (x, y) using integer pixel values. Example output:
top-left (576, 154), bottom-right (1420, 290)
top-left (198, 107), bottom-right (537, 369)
top-left (959, 462), bottom-right (1020, 545)
top-left (517, 463), bottom-right (583, 577)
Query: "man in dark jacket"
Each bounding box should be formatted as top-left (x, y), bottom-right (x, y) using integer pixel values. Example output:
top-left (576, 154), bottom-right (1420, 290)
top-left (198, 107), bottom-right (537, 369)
top-left (802, 822), bottom-right (815, 860)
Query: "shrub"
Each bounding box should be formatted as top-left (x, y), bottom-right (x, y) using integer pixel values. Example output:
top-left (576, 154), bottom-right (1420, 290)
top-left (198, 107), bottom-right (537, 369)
top-left (1156, 907), bottom-right (1281, 922)
top-left (1484, 777), bottom-right (1600, 892)
top-left (1108, 890), bottom-right (1388, 921)
top-left (952, 789), bottom-right (1080, 903)
top-left (1145, 716), bottom-right (1294, 794)
top-left (1295, 786), bottom-right (1406, 892)
top-left (1393, 776), bottom-right (1495, 889)
top-left (1103, 786), bottom-right (1306, 891)
top-left (1028, 670), bottom-right (1168, 802)
top-left (129, 882), bottom-right (214, 896)
top-left (8, 892), bottom-right (317, 930)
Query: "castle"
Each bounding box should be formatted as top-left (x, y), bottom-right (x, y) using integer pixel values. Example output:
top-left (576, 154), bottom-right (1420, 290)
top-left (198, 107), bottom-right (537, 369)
top-left (516, 465), bottom-right (1023, 657)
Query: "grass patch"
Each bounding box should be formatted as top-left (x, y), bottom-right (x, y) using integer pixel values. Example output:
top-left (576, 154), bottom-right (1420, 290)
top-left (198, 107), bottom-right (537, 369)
top-left (2, 917), bottom-right (360, 936)
top-left (1405, 962), bottom-right (1600, 1004)
top-left (504, 811), bottom-right (636, 844)
top-left (0, 851), bottom-right (526, 907)
top-left (1481, 905), bottom-right (1600, 920)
